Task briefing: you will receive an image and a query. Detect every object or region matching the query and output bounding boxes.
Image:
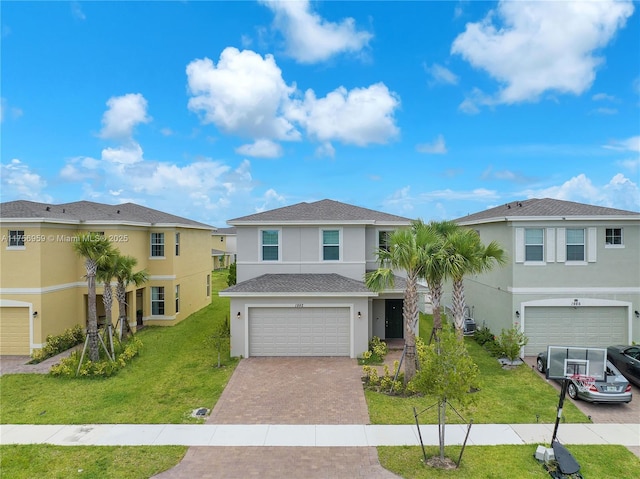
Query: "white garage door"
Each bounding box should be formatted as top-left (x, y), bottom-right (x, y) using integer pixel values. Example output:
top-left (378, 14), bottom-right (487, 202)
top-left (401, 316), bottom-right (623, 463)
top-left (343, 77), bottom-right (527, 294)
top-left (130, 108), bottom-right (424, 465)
top-left (524, 306), bottom-right (627, 356)
top-left (0, 307), bottom-right (30, 355)
top-left (249, 307), bottom-right (350, 356)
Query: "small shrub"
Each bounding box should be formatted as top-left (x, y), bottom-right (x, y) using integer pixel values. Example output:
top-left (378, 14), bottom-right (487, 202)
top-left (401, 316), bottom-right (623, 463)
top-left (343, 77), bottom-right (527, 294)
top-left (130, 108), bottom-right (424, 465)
top-left (474, 325), bottom-right (494, 346)
top-left (497, 327), bottom-right (529, 362)
top-left (30, 325), bottom-right (85, 364)
top-left (227, 262), bottom-right (237, 286)
top-left (360, 336), bottom-right (388, 364)
top-left (50, 336), bottom-right (143, 378)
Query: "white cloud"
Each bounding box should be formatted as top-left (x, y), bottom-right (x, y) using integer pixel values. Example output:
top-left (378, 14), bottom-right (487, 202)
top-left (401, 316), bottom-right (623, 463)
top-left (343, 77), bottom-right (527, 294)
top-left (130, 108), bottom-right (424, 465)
top-left (294, 83), bottom-right (400, 146)
top-left (617, 158), bottom-right (640, 173)
top-left (451, 0), bottom-right (634, 105)
top-left (592, 93), bottom-right (616, 102)
top-left (235, 139), bottom-right (283, 158)
top-left (101, 142), bottom-right (145, 166)
top-left (0, 159), bottom-right (51, 202)
top-left (604, 136), bottom-right (640, 153)
top-left (425, 63), bottom-right (459, 86)
top-left (160, 128), bottom-right (173, 136)
top-left (1, 97), bottom-right (23, 122)
top-left (416, 134), bottom-right (447, 154)
top-left (255, 188), bottom-right (286, 213)
top-left (315, 142), bottom-right (335, 158)
top-left (591, 107), bottom-right (618, 115)
top-left (260, 0), bottom-right (372, 63)
top-left (71, 2), bottom-right (86, 20)
top-left (524, 173), bottom-right (640, 211)
top-left (99, 93), bottom-right (151, 140)
top-left (186, 48), bottom-right (300, 141)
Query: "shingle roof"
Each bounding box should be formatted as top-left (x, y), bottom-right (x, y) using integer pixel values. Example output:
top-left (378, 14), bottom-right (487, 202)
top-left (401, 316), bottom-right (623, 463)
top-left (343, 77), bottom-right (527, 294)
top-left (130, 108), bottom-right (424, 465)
top-left (228, 199), bottom-right (412, 225)
top-left (221, 273), bottom-right (376, 296)
top-left (215, 227), bottom-right (237, 235)
top-left (455, 198), bottom-right (640, 224)
top-left (0, 200), bottom-right (214, 229)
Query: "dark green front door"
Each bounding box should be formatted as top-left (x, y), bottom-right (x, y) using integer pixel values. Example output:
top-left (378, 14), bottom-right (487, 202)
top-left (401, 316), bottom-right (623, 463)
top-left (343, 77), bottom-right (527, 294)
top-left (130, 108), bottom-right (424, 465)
top-left (385, 299), bottom-right (403, 339)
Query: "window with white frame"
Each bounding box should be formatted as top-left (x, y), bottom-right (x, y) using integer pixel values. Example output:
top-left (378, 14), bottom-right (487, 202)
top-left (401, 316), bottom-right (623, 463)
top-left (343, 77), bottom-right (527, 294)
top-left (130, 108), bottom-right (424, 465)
top-left (378, 230), bottom-right (392, 252)
top-left (175, 285), bottom-right (180, 313)
top-left (322, 229), bottom-right (340, 260)
top-left (525, 228), bottom-right (544, 261)
top-left (151, 286), bottom-right (165, 315)
top-left (605, 228), bottom-right (623, 246)
top-left (8, 230), bottom-right (25, 247)
top-left (151, 233), bottom-right (165, 257)
top-left (261, 230), bottom-right (279, 261)
top-left (175, 233), bottom-right (180, 256)
top-left (566, 228), bottom-right (585, 261)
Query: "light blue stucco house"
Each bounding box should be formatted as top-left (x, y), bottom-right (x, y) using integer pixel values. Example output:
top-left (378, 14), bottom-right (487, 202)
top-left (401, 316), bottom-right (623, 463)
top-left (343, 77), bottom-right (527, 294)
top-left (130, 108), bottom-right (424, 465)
top-left (452, 198), bottom-right (640, 355)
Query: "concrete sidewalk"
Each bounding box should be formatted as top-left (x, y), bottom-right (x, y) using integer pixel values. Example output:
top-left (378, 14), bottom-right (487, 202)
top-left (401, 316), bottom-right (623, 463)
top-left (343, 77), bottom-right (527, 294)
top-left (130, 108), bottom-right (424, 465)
top-left (2, 423), bottom-right (638, 449)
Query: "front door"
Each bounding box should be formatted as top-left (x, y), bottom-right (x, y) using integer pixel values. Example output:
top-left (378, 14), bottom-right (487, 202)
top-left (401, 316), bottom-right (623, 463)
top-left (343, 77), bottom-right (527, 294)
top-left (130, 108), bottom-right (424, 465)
top-left (385, 299), bottom-right (403, 339)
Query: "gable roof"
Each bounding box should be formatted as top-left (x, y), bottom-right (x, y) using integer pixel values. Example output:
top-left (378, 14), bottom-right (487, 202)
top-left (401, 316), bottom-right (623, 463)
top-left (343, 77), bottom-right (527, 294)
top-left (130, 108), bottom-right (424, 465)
top-left (0, 200), bottom-right (214, 230)
top-left (455, 198), bottom-right (640, 225)
top-left (228, 199), bottom-right (412, 226)
top-left (220, 273), bottom-right (376, 297)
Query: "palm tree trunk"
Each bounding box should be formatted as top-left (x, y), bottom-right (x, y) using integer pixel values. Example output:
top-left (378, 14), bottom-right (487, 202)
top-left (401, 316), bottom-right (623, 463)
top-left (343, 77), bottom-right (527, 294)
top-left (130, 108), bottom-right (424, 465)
top-left (86, 261), bottom-right (99, 362)
top-left (102, 282), bottom-right (115, 359)
top-left (116, 282), bottom-right (128, 340)
top-left (403, 273), bottom-right (419, 383)
top-left (452, 278), bottom-right (465, 340)
top-left (429, 281), bottom-right (443, 339)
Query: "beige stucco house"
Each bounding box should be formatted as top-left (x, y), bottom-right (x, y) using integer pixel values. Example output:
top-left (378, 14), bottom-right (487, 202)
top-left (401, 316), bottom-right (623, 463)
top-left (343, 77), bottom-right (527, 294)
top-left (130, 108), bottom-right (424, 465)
top-left (0, 200), bottom-right (214, 355)
top-left (452, 198), bottom-right (640, 355)
top-left (220, 199), bottom-right (413, 359)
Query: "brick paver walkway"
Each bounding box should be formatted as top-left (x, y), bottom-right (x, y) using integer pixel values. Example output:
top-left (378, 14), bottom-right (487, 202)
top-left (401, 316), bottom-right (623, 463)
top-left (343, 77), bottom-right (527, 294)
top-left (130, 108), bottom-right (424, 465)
top-left (207, 357), bottom-right (370, 424)
top-left (153, 357), bottom-right (399, 479)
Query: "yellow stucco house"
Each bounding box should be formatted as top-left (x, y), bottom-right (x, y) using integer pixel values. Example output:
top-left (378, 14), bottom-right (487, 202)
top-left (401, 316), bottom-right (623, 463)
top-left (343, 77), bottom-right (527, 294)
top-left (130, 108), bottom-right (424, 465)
top-left (0, 200), bottom-right (215, 355)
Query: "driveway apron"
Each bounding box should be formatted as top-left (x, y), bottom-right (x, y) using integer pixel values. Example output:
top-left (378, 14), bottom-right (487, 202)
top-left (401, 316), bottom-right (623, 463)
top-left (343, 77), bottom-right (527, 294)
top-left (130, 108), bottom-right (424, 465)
top-left (153, 357), bottom-right (400, 479)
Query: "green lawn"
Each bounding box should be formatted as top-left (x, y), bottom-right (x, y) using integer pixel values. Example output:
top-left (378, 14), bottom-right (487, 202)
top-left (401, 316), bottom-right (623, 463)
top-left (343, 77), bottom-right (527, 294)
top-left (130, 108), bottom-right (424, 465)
top-left (366, 315), bottom-right (588, 424)
top-left (0, 270), bottom-right (236, 425)
top-left (1, 289), bottom-right (637, 478)
top-left (0, 445), bottom-right (187, 479)
top-left (379, 445), bottom-right (640, 479)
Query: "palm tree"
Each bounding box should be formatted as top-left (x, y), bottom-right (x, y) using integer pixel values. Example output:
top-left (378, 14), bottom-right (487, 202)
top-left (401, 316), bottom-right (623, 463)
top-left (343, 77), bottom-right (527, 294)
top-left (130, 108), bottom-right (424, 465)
top-left (96, 253), bottom-right (119, 359)
top-left (113, 255), bottom-right (149, 340)
top-left (443, 228), bottom-right (507, 339)
top-left (365, 224), bottom-right (436, 383)
top-left (72, 233), bottom-right (115, 361)
top-left (418, 220), bottom-right (460, 341)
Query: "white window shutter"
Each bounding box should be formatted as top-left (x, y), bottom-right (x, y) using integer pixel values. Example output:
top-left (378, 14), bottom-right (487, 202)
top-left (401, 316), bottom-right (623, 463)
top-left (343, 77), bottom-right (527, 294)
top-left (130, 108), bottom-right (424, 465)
top-left (557, 228), bottom-right (566, 263)
top-left (587, 227), bottom-right (597, 262)
top-left (515, 228), bottom-right (524, 263)
top-left (546, 228), bottom-right (555, 262)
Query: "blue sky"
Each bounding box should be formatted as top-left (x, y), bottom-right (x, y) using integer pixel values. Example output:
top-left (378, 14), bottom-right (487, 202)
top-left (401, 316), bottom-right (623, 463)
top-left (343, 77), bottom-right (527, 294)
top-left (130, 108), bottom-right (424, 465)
top-left (2, 0), bottom-right (639, 227)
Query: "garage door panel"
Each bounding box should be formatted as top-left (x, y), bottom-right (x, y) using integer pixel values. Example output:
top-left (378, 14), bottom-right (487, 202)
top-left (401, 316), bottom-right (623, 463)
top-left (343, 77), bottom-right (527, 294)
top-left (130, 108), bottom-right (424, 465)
top-left (524, 306), bottom-right (626, 356)
top-left (249, 307), bottom-right (350, 357)
top-left (0, 307), bottom-right (30, 355)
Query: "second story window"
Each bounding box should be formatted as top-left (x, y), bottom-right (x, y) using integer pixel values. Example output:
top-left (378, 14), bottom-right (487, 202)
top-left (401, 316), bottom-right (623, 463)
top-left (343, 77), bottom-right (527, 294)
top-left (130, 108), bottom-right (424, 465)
top-left (261, 230), bottom-right (279, 261)
top-left (8, 230), bottom-right (25, 247)
top-left (525, 228), bottom-right (544, 261)
top-left (605, 228), bottom-right (623, 246)
top-left (378, 231), bottom-right (392, 252)
top-left (151, 232), bottom-right (165, 257)
top-left (566, 228), bottom-right (585, 261)
top-left (322, 229), bottom-right (340, 261)
top-left (175, 233), bottom-right (180, 256)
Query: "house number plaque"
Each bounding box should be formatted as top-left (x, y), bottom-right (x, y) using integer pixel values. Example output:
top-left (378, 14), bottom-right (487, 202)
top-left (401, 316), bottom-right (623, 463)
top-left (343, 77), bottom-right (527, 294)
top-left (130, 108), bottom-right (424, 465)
top-left (294, 304), bottom-right (304, 308)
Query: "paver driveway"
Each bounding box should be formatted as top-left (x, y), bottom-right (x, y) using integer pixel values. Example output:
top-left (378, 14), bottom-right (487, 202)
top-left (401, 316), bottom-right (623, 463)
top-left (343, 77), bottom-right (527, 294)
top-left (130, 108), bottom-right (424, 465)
top-left (153, 357), bottom-right (399, 479)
